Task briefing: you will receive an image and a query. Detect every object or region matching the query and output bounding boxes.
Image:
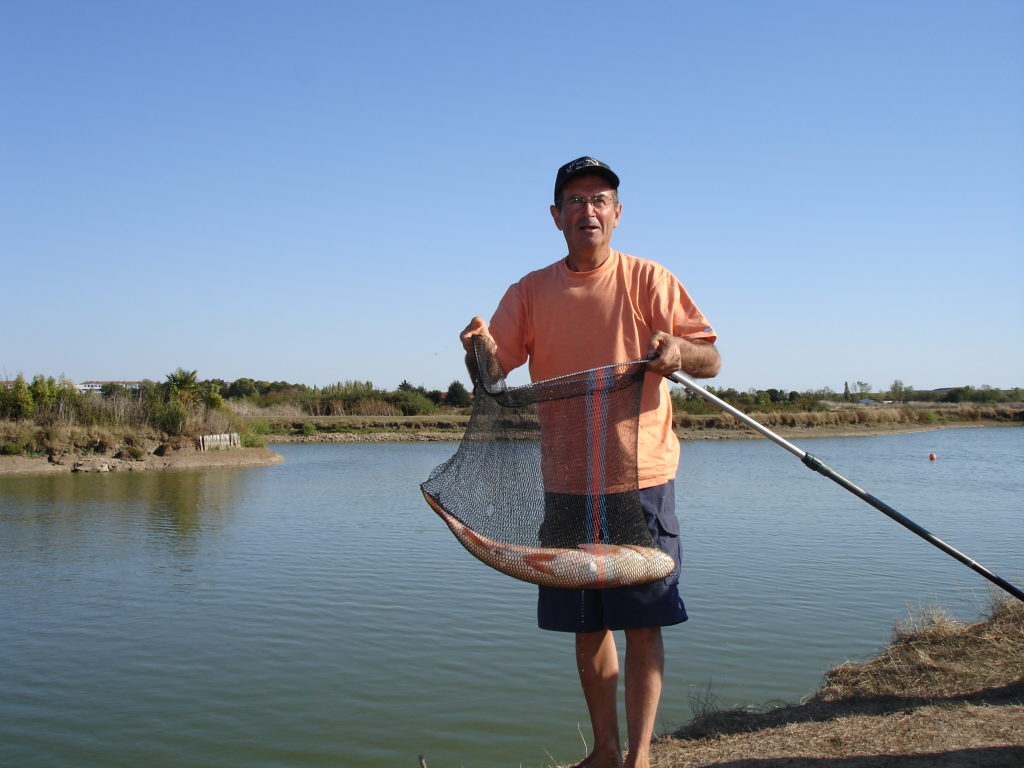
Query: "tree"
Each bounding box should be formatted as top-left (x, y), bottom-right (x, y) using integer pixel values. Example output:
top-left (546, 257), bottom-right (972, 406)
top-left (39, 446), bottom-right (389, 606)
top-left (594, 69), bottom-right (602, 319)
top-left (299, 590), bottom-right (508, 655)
top-left (226, 378), bottom-right (257, 399)
top-left (889, 379), bottom-right (913, 403)
top-left (445, 380), bottom-right (472, 408)
top-left (6, 374), bottom-right (35, 420)
top-left (52, 377), bottom-right (81, 421)
top-left (942, 387), bottom-right (968, 403)
top-left (100, 382), bottom-right (129, 398)
top-left (201, 382), bottom-right (225, 410)
top-left (165, 368), bottom-right (200, 407)
top-left (30, 375), bottom-right (58, 413)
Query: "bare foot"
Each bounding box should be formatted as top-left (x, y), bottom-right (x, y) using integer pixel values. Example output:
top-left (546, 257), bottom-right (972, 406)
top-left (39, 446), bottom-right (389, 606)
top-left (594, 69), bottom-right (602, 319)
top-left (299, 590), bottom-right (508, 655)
top-left (568, 749), bottom-right (624, 768)
top-left (623, 746), bottom-right (651, 768)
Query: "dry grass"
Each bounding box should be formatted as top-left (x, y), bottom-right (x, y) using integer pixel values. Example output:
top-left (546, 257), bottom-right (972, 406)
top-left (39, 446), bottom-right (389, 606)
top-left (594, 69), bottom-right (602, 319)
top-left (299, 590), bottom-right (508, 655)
top-left (641, 597), bottom-right (1023, 768)
top-left (1, 405), bottom-right (246, 459)
top-left (673, 404), bottom-right (1023, 433)
top-left (224, 400), bottom-right (306, 418)
top-left (0, 419), bottom-right (154, 455)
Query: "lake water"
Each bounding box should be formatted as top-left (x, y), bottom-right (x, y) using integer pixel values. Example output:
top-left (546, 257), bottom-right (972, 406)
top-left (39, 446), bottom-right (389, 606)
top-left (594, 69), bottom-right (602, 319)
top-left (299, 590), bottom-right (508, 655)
top-left (1, 427), bottom-right (1021, 768)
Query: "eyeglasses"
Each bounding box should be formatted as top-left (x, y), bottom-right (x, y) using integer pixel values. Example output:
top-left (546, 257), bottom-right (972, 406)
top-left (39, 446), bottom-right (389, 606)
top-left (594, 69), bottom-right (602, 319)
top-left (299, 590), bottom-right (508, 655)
top-left (559, 193), bottom-right (616, 211)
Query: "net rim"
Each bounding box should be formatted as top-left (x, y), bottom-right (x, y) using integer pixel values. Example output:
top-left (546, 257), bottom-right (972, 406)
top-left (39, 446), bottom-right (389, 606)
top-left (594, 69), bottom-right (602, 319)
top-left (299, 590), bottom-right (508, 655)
top-left (480, 357), bottom-right (651, 398)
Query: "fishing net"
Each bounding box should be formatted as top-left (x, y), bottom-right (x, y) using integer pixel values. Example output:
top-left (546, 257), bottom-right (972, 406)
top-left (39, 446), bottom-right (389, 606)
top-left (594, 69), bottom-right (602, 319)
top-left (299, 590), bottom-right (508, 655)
top-left (420, 337), bottom-right (674, 589)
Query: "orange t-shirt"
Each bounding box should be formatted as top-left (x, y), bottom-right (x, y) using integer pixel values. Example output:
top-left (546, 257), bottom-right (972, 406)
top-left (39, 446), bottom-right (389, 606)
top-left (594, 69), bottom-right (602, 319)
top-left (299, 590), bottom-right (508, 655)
top-left (489, 250), bottom-right (716, 488)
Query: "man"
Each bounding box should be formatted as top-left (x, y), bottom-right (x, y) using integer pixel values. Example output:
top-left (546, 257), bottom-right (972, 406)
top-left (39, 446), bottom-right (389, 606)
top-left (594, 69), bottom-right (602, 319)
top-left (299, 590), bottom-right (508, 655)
top-left (460, 156), bottom-right (719, 768)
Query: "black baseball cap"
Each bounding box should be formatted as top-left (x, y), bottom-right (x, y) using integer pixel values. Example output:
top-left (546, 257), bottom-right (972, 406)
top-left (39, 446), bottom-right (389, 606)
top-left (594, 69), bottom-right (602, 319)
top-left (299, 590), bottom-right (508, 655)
top-left (553, 156), bottom-right (620, 202)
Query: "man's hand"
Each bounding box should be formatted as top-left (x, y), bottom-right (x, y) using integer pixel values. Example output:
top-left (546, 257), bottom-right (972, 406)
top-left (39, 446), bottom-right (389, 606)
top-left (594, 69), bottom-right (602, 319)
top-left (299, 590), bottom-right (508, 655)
top-left (460, 316), bottom-right (495, 354)
top-left (460, 316), bottom-right (500, 386)
top-left (646, 332), bottom-right (721, 378)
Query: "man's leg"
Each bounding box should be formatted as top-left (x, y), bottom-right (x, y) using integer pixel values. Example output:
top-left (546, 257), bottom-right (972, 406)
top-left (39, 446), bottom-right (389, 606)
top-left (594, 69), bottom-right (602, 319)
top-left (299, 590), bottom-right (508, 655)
top-left (573, 628), bottom-right (624, 768)
top-left (623, 626), bottom-right (664, 768)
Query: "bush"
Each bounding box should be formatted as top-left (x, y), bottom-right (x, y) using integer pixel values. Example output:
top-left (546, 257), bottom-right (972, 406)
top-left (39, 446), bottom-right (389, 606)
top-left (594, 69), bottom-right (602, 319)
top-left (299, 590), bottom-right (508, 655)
top-left (115, 445), bottom-right (146, 460)
top-left (205, 390), bottom-right (225, 410)
top-left (154, 401), bottom-right (188, 436)
top-left (248, 419), bottom-right (272, 436)
top-left (240, 432), bottom-right (266, 448)
top-left (239, 418), bottom-right (271, 447)
top-left (0, 423), bottom-right (41, 454)
top-left (389, 390), bottom-right (439, 416)
top-left (302, 422), bottom-right (317, 436)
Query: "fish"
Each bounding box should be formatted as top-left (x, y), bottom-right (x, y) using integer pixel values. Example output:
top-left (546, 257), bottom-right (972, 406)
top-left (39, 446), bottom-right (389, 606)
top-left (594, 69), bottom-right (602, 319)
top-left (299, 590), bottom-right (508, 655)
top-left (422, 489), bottom-right (676, 589)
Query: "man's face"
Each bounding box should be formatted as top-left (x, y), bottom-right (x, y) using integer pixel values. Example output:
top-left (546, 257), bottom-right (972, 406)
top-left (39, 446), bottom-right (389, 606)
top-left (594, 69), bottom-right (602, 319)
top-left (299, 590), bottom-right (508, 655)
top-left (550, 174), bottom-right (622, 256)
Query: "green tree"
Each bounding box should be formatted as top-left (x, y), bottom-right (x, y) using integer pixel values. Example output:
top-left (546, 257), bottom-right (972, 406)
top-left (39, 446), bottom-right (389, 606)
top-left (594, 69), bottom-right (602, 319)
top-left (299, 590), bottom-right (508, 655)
top-left (7, 374), bottom-right (35, 420)
top-left (52, 377), bottom-right (81, 421)
top-left (204, 388), bottom-right (225, 410)
top-left (445, 380), bottom-right (472, 408)
top-left (226, 378), bottom-right (257, 399)
top-left (165, 368), bottom-right (200, 406)
top-left (30, 375), bottom-right (58, 414)
top-left (889, 379), bottom-right (913, 403)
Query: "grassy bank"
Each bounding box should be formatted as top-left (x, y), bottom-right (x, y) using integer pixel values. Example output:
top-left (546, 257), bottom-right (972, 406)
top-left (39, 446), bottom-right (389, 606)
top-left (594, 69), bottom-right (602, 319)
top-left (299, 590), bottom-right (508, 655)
top-left (672, 401), bottom-right (1023, 435)
top-left (633, 596), bottom-right (1024, 767)
top-left (239, 402), bottom-right (1022, 442)
top-left (2, 403), bottom-right (1020, 469)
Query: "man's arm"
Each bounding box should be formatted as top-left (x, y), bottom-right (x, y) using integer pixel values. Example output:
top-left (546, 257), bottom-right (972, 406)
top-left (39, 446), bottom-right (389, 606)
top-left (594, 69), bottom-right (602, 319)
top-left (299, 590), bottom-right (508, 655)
top-left (645, 332), bottom-right (720, 378)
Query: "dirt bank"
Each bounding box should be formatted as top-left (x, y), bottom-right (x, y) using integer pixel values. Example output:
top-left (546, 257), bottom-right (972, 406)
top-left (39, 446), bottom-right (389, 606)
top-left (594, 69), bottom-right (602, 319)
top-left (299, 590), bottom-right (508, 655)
top-left (0, 446), bottom-right (283, 476)
top-left (551, 599), bottom-right (1024, 768)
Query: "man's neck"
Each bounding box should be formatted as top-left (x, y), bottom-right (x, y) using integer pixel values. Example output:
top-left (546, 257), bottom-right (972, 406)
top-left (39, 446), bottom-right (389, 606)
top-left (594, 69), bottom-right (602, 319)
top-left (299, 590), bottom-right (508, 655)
top-left (565, 246), bottom-right (613, 273)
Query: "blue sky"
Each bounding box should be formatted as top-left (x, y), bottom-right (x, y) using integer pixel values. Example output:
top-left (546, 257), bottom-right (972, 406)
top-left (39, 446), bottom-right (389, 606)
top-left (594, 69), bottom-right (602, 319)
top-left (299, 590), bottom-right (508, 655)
top-left (3, 1), bottom-right (1022, 393)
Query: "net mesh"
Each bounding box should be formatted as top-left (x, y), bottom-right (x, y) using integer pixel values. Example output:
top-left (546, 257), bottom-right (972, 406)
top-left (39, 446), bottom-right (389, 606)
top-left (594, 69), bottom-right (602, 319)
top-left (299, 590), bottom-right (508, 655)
top-left (421, 337), bottom-right (655, 554)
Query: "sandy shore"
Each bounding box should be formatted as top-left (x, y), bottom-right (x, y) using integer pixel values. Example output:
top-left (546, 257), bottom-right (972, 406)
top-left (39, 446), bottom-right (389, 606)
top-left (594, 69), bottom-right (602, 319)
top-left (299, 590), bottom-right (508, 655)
top-left (0, 447), bottom-right (284, 476)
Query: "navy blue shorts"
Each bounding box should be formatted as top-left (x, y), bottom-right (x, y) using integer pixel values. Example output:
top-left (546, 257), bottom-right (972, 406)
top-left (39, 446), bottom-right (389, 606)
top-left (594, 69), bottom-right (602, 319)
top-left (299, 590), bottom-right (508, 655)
top-left (537, 480), bottom-right (688, 633)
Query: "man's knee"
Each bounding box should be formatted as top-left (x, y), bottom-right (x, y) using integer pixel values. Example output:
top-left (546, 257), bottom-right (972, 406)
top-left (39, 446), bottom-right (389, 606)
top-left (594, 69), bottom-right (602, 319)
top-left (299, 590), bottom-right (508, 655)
top-left (624, 626), bottom-right (662, 644)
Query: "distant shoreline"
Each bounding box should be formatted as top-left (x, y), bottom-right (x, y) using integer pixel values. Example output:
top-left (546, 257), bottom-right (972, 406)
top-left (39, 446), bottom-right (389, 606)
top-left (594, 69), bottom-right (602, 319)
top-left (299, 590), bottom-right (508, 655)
top-left (265, 417), bottom-right (1020, 444)
top-left (0, 420), bottom-right (1018, 477)
top-left (0, 447), bottom-right (284, 476)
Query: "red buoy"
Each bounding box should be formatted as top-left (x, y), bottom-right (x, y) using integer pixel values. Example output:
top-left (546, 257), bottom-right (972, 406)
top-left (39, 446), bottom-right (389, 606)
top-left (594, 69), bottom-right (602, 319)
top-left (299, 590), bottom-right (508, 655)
top-left (928, 453), bottom-right (937, 461)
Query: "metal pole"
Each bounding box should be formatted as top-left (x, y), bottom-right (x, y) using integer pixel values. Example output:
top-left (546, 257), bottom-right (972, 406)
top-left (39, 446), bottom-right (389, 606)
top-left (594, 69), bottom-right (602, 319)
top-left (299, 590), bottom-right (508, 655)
top-left (669, 371), bottom-right (1024, 604)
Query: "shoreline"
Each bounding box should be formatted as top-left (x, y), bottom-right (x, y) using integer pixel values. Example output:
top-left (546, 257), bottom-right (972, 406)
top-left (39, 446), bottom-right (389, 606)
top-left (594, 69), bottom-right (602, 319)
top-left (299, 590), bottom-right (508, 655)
top-left (636, 599), bottom-right (1024, 768)
top-left (673, 418), bottom-right (1020, 441)
top-left (0, 420), bottom-right (1017, 477)
top-left (265, 417), bottom-right (1019, 444)
top-left (0, 447), bottom-right (284, 476)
